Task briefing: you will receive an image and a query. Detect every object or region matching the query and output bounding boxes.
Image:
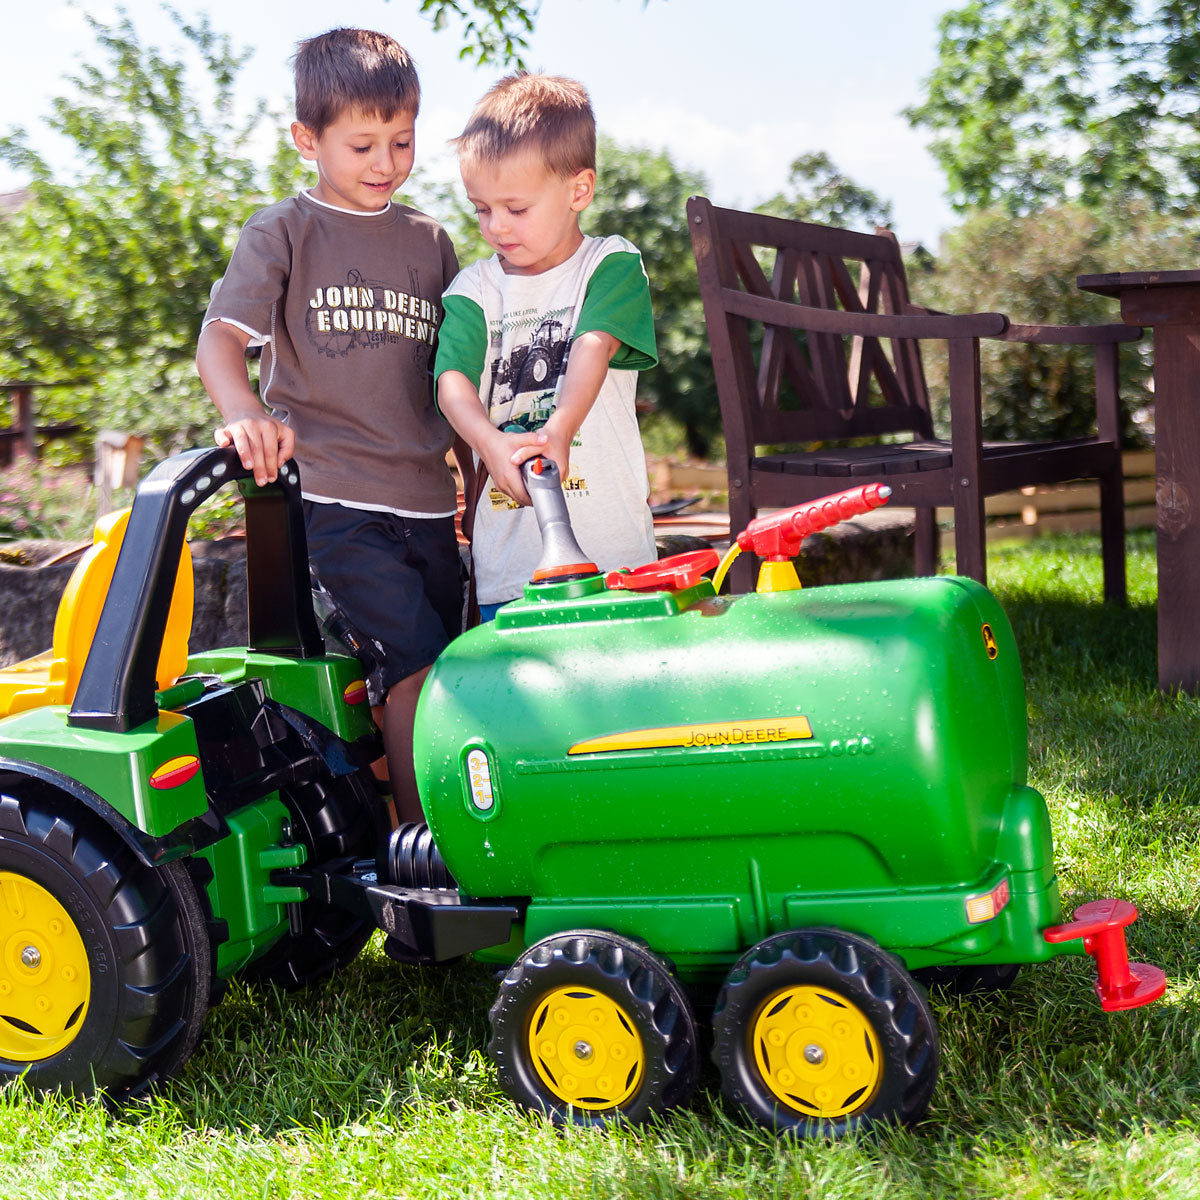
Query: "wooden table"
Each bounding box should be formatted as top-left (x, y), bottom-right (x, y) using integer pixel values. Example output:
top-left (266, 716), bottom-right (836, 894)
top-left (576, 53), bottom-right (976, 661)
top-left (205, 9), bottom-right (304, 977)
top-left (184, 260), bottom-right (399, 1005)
top-left (1077, 270), bottom-right (1200, 692)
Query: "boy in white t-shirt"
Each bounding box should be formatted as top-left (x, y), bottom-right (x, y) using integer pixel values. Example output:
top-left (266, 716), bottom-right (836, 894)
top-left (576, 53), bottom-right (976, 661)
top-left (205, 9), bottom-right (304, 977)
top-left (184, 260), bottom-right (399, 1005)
top-left (434, 73), bottom-right (658, 618)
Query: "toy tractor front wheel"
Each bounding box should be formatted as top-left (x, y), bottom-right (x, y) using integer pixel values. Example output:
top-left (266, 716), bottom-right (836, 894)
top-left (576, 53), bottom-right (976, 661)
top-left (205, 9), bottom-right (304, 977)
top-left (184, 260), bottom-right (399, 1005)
top-left (712, 928), bottom-right (939, 1137)
top-left (488, 930), bottom-right (699, 1127)
top-left (0, 787), bottom-right (211, 1099)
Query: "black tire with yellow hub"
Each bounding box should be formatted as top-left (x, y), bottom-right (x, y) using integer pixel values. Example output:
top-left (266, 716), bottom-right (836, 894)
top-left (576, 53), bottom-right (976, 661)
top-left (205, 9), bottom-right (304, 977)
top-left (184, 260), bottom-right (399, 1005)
top-left (0, 787), bottom-right (210, 1099)
top-left (488, 930), bottom-right (699, 1126)
top-left (712, 928), bottom-right (939, 1136)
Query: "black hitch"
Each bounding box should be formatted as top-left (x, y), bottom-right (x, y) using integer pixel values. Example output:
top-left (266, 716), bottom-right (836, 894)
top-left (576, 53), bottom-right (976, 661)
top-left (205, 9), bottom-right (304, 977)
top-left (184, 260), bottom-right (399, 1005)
top-left (283, 857), bottom-right (521, 964)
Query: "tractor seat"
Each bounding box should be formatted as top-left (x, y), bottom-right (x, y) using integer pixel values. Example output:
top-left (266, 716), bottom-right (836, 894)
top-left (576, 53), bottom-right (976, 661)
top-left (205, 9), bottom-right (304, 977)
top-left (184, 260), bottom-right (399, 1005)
top-left (0, 508), bottom-right (193, 718)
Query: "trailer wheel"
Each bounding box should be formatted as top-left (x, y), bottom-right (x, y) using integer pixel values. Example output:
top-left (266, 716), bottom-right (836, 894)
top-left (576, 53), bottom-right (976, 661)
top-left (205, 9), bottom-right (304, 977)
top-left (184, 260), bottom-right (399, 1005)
top-left (240, 768), bottom-right (386, 991)
top-left (0, 790), bottom-right (210, 1100)
top-left (488, 930), bottom-right (698, 1126)
top-left (712, 928), bottom-right (938, 1137)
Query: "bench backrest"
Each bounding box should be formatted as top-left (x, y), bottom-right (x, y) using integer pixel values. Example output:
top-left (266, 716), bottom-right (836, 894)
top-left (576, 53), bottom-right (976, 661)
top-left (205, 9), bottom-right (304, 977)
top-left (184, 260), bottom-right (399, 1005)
top-left (688, 196), bottom-right (935, 451)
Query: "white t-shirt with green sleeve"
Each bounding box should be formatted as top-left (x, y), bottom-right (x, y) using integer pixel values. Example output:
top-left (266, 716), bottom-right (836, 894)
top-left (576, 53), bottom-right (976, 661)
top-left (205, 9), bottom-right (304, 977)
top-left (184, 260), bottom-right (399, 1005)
top-left (436, 234), bottom-right (659, 605)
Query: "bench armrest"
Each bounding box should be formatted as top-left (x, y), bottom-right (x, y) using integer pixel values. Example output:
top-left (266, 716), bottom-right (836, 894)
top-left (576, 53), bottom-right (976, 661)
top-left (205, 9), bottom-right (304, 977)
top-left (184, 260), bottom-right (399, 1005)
top-left (722, 289), bottom-right (1009, 340)
top-left (999, 322), bottom-right (1142, 345)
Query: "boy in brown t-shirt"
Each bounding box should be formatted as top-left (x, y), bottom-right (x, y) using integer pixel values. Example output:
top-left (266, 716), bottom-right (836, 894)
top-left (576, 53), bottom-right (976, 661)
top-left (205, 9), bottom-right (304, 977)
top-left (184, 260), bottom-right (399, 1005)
top-left (196, 28), bottom-right (461, 824)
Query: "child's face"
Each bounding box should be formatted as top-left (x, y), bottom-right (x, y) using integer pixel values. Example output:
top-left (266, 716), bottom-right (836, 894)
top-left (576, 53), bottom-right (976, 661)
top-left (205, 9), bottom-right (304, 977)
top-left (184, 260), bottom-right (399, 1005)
top-left (462, 150), bottom-right (594, 275)
top-left (292, 107), bottom-right (416, 213)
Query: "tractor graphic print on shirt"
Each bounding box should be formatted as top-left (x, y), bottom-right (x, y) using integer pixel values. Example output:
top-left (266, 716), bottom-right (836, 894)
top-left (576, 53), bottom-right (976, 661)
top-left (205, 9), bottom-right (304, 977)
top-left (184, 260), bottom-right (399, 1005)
top-left (488, 316), bottom-right (571, 417)
top-left (486, 317), bottom-right (587, 511)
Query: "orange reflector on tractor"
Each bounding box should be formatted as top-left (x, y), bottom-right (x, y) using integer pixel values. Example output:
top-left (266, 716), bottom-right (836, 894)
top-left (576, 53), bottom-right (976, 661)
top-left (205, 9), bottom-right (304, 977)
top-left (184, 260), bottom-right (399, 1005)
top-left (965, 877), bottom-right (1011, 924)
top-left (149, 754), bottom-right (201, 790)
top-left (343, 679), bottom-right (368, 705)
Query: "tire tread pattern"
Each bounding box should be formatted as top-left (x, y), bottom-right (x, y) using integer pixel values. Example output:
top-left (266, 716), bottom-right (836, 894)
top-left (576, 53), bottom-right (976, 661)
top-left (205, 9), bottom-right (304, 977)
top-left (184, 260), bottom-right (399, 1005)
top-left (487, 929), bottom-right (699, 1127)
top-left (712, 927), bottom-right (940, 1137)
top-left (0, 787), bottom-right (209, 1100)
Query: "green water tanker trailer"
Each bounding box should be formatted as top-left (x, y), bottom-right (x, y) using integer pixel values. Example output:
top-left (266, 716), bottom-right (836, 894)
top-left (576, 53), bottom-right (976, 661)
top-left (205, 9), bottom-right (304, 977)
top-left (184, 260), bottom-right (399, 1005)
top-left (0, 446), bottom-right (1165, 1137)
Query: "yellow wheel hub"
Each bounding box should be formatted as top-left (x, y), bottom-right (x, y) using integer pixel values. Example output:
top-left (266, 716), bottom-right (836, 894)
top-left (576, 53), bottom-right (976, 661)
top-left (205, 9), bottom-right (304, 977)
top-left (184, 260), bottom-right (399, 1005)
top-left (0, 872), bottom-right (91, 1062)
top-left (527, 986), bottom-right (645, 1111)
top-left (751, 984), bottom-right (882, 1119)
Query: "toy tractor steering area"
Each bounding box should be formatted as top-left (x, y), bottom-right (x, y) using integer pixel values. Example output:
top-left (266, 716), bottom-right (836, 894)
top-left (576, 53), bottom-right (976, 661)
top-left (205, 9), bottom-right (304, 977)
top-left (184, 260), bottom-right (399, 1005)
top-left (0, 446), bottom-right (1164, 1137)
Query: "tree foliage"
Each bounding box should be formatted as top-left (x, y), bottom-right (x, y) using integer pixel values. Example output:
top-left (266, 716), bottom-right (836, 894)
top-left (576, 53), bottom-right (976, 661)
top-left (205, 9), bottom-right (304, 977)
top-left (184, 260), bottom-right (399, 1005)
top-left (0, 10), bottom-right (304, 455)
top-left (586, 139), bottom-right (717, 459)
top-left (757, 152), bottom-right (893, 230)
top-left (907, 0), bottom-right (1200, 215)
top-left (0, 4), bottom-right (907, 467)
top-left (418, 0), bottom-right (538, 66)
top-left (1, 4), bottom-right (716, 466)
top-left (910, 202), bottom-right (1200, 446)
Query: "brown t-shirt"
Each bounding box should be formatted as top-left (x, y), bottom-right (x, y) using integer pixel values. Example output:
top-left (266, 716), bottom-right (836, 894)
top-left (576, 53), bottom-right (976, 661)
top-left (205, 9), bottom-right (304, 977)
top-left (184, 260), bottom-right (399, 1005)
top-left (204, 191), bottom-right (459, 513)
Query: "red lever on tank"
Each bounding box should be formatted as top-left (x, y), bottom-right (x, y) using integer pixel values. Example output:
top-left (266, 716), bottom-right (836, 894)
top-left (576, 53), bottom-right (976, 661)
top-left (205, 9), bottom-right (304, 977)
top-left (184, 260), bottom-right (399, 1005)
top-left (736, 483), bottom-right (892, 560)
top-left (605, 549), bottom-right (720, 592)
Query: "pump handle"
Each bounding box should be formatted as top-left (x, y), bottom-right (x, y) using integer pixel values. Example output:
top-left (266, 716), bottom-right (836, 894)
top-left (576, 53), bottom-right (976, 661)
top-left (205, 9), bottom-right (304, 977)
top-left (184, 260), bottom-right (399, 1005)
top-left (520, 456), bottom-right (599, 584)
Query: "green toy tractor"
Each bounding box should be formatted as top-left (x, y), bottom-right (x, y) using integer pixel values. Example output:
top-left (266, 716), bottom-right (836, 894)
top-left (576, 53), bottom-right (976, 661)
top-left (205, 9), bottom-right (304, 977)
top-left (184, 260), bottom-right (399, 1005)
top-left (0, 446), bottom-right (1165, 1137)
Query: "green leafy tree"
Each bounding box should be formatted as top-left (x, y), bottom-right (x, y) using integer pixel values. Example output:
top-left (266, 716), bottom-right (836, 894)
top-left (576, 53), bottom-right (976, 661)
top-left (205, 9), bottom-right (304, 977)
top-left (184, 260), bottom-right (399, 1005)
top-left (907, 0), bottom-right (1200, 215)
top-left (0, 10), bottom-right (305, 455)
top-left (419, 0), bottom-right (537, 65)
top-left (911, 202), bottom-right (1199, 445)
top-left (0, 2), bottom-right (654, 460)
top-left (586, 138), bottom-right (718, 459)
top-left (758, 152), bottom-right (893, 230)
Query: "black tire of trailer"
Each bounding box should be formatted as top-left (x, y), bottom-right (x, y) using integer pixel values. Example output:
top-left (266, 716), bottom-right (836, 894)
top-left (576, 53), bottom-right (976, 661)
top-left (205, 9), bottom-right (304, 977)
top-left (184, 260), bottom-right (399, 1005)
top-left (914, 962), bottom-right (1022, 995)
top-left (487, 929), bottom-right (699, 1128)
top-left (711, 927), bottom-right (939, 1138)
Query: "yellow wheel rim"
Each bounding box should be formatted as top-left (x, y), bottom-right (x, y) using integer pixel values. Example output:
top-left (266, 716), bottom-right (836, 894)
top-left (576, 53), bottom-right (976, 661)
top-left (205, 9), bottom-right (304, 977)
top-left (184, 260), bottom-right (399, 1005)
top-left (0, 871), bottom-right (91, 1062)
top-left (527, 986), bottom-right (645, 1111)
top-left (751, 984), bottom-right (882, 1119)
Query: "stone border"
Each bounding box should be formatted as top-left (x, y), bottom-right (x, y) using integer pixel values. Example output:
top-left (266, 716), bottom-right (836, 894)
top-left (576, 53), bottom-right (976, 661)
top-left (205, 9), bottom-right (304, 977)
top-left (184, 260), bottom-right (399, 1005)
top-left (0, 512), bottom-right (915, 670)
top-left (0, 538), bottom-right (248, 668)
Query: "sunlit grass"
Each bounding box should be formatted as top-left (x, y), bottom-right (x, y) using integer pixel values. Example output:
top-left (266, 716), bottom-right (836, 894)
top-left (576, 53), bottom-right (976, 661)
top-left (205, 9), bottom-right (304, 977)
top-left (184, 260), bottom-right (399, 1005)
top-left (3, 529), bottom-right (1197, 1199)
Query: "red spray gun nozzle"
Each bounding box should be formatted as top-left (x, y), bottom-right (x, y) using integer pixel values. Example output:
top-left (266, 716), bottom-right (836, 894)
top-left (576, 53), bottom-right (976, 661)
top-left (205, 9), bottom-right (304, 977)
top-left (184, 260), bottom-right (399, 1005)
top-left (736, 483), bottom-right (892, 560)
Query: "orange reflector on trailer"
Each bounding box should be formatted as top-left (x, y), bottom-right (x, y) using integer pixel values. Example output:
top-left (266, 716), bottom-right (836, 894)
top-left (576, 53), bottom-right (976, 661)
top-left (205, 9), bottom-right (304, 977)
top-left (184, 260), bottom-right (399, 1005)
top-left (965, 877), bottom-right (1011, 924)
top-left (343, 679), bottom-right (368, 705)
top-left (149, 754), bottom-right (201, 790)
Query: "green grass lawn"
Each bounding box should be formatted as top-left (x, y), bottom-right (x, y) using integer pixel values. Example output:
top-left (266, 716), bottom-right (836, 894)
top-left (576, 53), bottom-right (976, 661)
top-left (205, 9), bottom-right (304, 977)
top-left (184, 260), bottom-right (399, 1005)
top-left (3, 529), bottom-right (1199, 1199)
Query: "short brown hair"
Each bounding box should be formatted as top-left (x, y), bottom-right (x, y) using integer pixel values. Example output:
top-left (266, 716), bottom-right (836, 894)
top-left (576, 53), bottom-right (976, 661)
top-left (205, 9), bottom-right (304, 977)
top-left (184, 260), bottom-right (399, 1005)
top-left (453, 73), bottom-right (596, 177)
top-left (293, 28), bottom-right (420, 135)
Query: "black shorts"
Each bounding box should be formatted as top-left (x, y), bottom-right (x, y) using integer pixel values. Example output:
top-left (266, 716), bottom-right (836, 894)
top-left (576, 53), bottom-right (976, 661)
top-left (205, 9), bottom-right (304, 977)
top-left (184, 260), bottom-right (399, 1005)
top-left (303, 501), bottom-right (463, 688)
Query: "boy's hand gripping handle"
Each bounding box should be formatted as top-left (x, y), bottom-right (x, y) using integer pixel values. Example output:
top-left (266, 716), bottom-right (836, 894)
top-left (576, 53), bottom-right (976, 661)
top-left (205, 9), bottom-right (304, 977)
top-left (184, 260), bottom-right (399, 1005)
top-left (521, 457), bottom-right (599, 583)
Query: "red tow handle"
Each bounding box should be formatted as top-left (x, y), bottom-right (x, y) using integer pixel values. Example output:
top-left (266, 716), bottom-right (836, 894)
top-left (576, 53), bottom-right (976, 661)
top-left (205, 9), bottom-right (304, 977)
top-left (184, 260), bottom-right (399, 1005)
top-left (737, 483), bottom-right (892, 560)
top-left (1043, 898), bottom-right (1167, 1012)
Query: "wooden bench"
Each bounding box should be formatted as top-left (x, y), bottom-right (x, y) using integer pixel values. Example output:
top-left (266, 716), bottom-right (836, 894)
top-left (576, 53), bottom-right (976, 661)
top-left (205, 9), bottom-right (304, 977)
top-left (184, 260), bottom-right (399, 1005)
top-left (687, 197), bottom-right (1139, 599)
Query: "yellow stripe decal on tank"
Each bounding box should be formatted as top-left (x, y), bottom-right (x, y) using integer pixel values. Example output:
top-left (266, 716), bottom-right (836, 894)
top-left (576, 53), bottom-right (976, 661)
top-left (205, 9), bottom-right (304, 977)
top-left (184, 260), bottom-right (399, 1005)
top-left (568, 716), bottom-right (813, 755)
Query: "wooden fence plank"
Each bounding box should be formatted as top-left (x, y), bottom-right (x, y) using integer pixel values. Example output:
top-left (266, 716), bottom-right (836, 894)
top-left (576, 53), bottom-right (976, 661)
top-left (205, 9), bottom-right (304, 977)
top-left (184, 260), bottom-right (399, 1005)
top-left (651, 451), bottom-right (1157, 537)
